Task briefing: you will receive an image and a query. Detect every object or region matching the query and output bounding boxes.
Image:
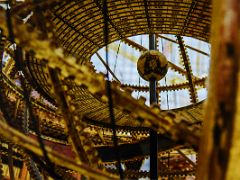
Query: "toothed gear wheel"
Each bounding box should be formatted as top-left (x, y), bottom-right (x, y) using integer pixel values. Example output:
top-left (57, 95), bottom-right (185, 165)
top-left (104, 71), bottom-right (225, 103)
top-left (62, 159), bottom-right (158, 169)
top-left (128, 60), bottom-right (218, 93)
top-left (92, 34), bottom-right (209, 109)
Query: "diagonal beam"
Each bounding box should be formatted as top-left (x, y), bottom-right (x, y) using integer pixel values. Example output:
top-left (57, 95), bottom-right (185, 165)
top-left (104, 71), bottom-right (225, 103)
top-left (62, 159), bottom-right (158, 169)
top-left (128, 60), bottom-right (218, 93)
top-left (177, 35), bottom-right (198, 103)
top-left (49, 68), bottom-right (104, 170)
top-left (49, 68), bottom-right (90, 164)
top-left (93, 0), bottom-right (123, 38)
top-left (96, 52), bottom-right (120, 83)
top-left (143, 0), bottom-right (151, 32)
top-left (157, 34), bottom-right (210, 57)
top-left (0, 119), bottom-right (118, 180)
top-left (177, 149), bottom-right (196, 168)
top-left (181, 0), bottom-right (198, 35)
top-left (108, 42), bottom-right (137, 62)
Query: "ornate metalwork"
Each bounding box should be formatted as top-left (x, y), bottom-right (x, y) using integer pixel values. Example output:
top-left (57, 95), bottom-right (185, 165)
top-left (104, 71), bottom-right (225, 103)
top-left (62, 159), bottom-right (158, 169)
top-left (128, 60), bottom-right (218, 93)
top-left (2, 0), bottom-right (238, 179)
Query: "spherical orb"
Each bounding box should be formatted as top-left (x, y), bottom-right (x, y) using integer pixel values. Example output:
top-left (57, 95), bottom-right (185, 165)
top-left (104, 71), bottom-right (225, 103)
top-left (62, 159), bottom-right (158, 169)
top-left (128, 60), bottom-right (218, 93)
top-left (137, 50), bottom-right (168, 81)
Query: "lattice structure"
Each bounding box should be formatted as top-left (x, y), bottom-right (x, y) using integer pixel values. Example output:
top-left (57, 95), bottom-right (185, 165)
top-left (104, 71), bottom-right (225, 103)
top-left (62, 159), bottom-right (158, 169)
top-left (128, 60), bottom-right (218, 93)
top-left (0, 0), bottom-right (239, 179)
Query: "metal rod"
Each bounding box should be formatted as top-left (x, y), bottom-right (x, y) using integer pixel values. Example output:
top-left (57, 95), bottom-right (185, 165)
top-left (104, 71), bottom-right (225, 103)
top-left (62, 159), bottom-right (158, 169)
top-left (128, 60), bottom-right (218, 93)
top-left (177, 149), bottom-right (196, 168)
top-left (149, 80), bottom-right (158, 179)
top-left (102, 0), bottom-right (124, 179)
top-left (149, 34), bottom-right (158, 180)
top-left (96, 52), bottom-right (120, 83)
top-left (149, 79), bottom-right (157, 104)
top-left (150, 129), bottom-right (158, 179)
top-left (149, 34), bottom-right (156, 50)
top-left (8, 144), bottom-right (14, 180)
top-left (149, 34), bottom-right (157, 104)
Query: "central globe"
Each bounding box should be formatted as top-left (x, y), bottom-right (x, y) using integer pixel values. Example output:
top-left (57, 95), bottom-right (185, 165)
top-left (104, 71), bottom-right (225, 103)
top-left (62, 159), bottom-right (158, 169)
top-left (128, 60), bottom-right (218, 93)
top-left (137, 50), bottom-right (168, 81)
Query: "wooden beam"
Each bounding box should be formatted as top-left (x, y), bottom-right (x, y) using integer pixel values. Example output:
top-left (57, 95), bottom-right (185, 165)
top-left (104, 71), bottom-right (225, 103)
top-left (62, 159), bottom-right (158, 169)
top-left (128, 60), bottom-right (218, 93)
top-left (197, 0), bottom-right (240, 179)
